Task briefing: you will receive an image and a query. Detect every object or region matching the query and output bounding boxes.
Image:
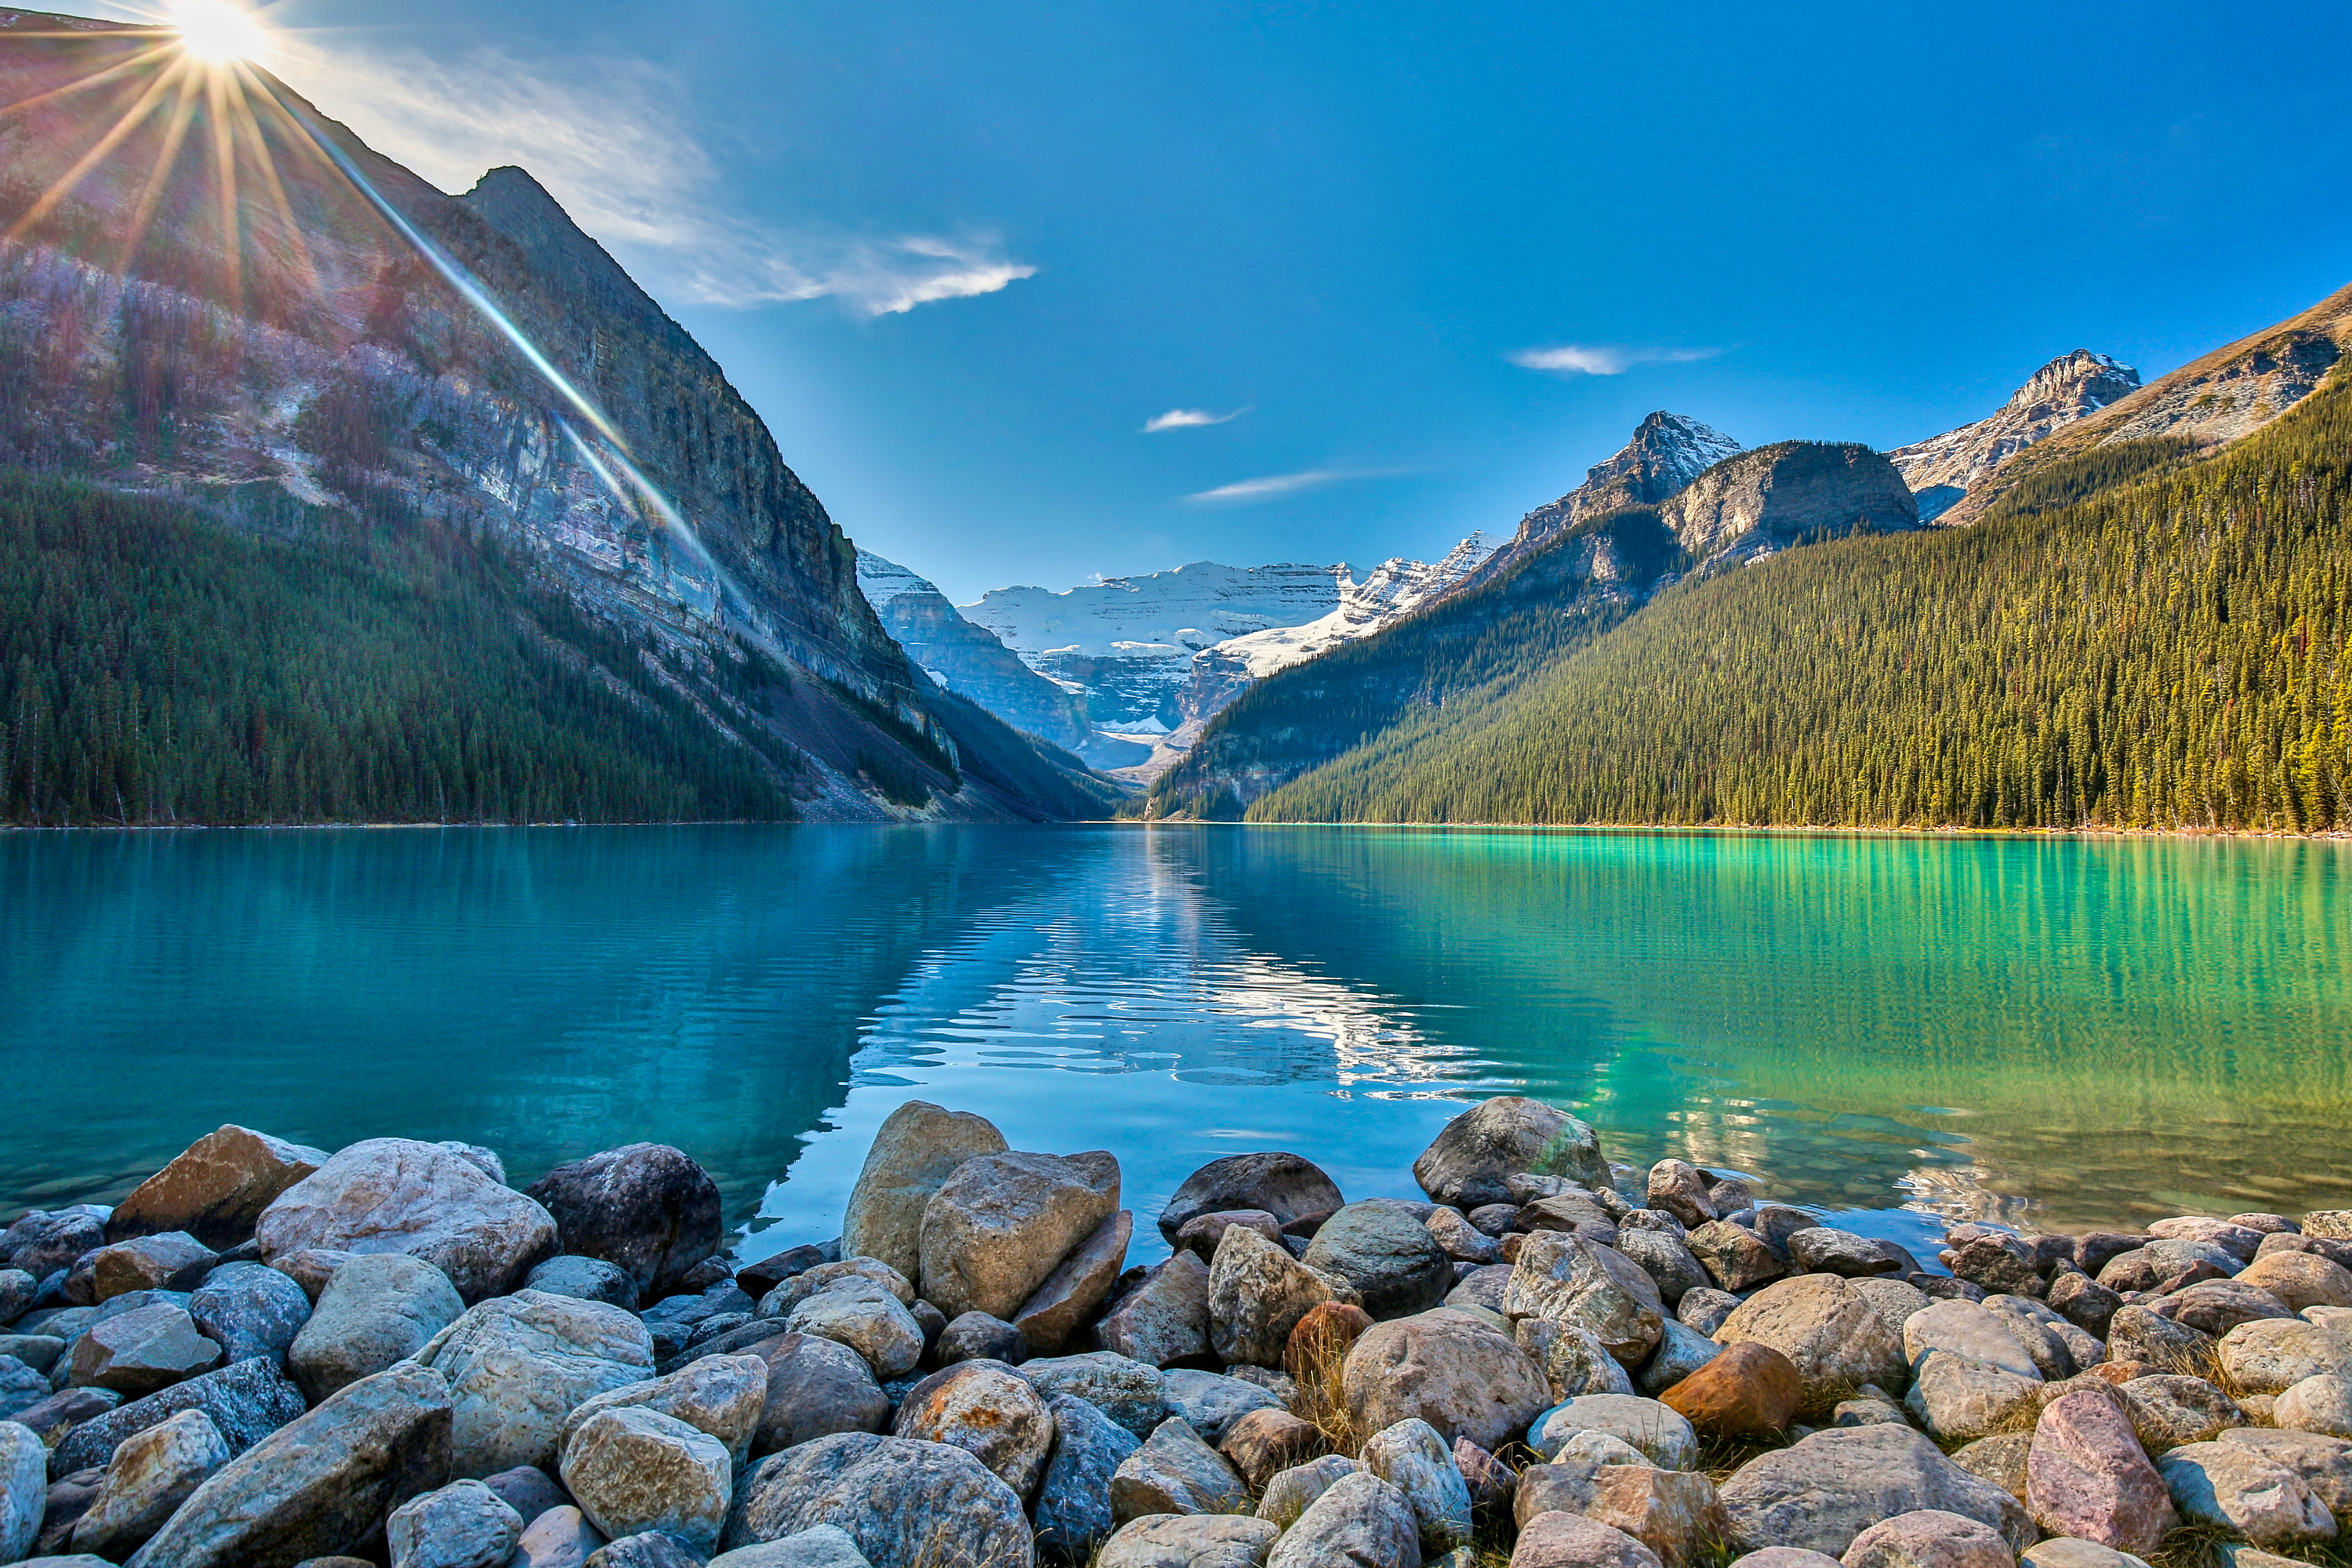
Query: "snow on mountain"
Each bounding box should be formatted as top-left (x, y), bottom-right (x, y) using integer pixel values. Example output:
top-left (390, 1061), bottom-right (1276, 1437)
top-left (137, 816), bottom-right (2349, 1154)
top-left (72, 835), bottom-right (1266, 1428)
top-left (1887, 350), bottom-right (2140, 521)
top-left (1206, 533), bottom-right (1502, 681)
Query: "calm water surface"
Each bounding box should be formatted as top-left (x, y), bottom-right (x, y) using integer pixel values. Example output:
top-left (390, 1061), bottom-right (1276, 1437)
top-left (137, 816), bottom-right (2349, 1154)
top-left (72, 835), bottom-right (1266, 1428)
top-left (2, 826), bottom-right (2346, 1261)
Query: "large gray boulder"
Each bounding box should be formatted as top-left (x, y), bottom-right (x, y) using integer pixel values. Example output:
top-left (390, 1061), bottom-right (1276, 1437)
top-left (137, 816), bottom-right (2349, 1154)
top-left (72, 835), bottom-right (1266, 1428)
top-left (1714, 1274), bottom-right (1906, 1402)
top-left (1714, 1424), bottom-right (2033, 1555)
top-left (1905, 1349), bottom-right (2043, 1444)
top-left (1412, 1097), bottom-right (1609, 1210)
top-left (786, 1280), bottom-right (924, 1378)
top-left (414, 1289), bottom-right (654, 1477)
top-left (386, 1479), bottom-right (525, 1568)
top-left (189, 1261), bottom-right (313, 1367)
top-left (918, 1150), bottom-right (1120, 1322)
top-left (1502, 1232), bottom-right (1664, 1366)
top-left (563, 1353), bottom-right (769, 1468)
top-left (1097, 1514), bottom-right (1279, 1568)
top-left (1358, 1417), bottom-right (1472, 1555)
top-left (1109, 1418), bottom-right (1249, 1524)
top-left (2155, 1439), bottom-right (2333, 1546)
top-left (560, 1406), bottom-right (733, 1556)
top-left (0, 1422), bottom-right (41, 1564)
top-left (841, 1102), bottom-right (1009, 1283)
top-left (1302, 1203), bottom-right (1454, 1320)
top-left (524, 1145), bottom-right (724, 1301)
top-left (1095, 1252), bottom-right (1211, 1367)
top-left (1033, 1392), bottom-right (1142, 1559)
top-left (3, 1209), bottom-right (104, 1281)
top-left (708, 1525), bottom-right (871, 1568)
top-left (256, 1138), bottom-right (559, 1302)
top-left (723, 1431), bottom-right (1034, 1568)
top-left (53, 1356), bottom-right (307, 1475)
top-left (1018, 1352), bottom-right (1170, 1442)
top-left (2217, 1318), bottom-right (2352, 1394)
top-left (289, 1253), bottom-right (466, 1402)
top-left (1014, 1209), bottom-right (1132, 1356)
top-left (750, 1331), bottom-right (891, 1454)
top-left (1207, 1227), bottom-right (1335, 1367)
top-left (1162, 1369), bottom-right (1279, 1445)
top-left (104, 1126), bottom-right (330, 1250)
top-left (892, 1359), bottom-right (1056, 1499)
top-left (527, 1255), bottom-right (643, 1312)
top-left (1527, 1393), bottom-right (1697, 1468)
top-left (123, 1361), bottom-right (455, 1568)
top-left (1264, 1471), bottom-right (1421, 1568)
top-left (1341, 1308), bottom-right (1552, 1453)
top-left (1158, 1155), bottom-right (1345, 1244)
top-left (69, 1407), bottom-right (230, 1559)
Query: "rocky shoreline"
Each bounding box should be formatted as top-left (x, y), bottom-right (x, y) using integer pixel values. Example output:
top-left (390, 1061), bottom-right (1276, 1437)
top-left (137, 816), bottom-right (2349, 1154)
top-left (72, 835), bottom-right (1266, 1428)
top-left (4, 1100), bottom-right (2352, 1568)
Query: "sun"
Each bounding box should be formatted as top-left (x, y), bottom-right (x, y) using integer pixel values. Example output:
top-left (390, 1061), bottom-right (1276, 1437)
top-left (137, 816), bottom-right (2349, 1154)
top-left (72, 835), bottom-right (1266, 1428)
top-left (168, 0), bottom-right (266, 64)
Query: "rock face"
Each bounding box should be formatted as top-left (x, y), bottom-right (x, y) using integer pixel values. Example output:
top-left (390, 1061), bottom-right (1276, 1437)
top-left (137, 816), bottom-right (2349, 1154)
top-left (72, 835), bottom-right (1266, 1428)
top-left (1713, 1424), bottom-right (2033, 1555)
top-left (1209, 1228), bottom-right (1337, 1368)
top-left (724, 1432), bottom-right (1034, 1568)
top-left (1033, 1392), bottom-right (1141, 1558)
top-left (524, 1145), bottom-right (723, 1300)
top-left (414, 1290), bottom-right (655, 1477)
top-left (256, 1139), bottom-right (560, 1303)
top-left (560, 1406), bottom-right (732, 1555)
top-left (1413, 1098), bottom-right (1610, 1210)
top-left (918, 1150), bottom-right (1120, 1321)
top-left (840, 1104), bottom-right (1010, 1283)
top-left (1301, 1203), bottom-right (1454, 1319)
top-left (123, 1361), bottom-right (454, 1568)
top-left (290, 1254), bottom-right (467, 1402)
top-left (1659, 442), bottom-right (1918, 572)
top-left (1886, 350), bottom-right (2142, 520)
top-left (1160, 1156), bottom-right (1346, 1243)
top-left (1341, 1309), bottom-right (1552, 1453)
top-left (892, 1360), bottom-right (1056, 1499)
top-left (104, 1127), bottom-right (332, 1250)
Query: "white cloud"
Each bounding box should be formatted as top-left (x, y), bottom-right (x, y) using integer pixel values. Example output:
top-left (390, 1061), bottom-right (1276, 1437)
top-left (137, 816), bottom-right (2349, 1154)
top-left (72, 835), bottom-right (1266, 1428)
top-left (263, 40), bottom-right (1034, 316)
top-left (1143, 407), bottom-right (1244, 433)
top-left (1187, 469), bottom-right (1404, 505)
top-left (1508, 343), bottom-right (1719, 376)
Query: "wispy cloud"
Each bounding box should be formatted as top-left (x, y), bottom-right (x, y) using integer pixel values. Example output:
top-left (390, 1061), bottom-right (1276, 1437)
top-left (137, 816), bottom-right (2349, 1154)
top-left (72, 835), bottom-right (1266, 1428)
top-left (1508, 343), bottom-right (1719, 376)
top-left (1187, 468), bottom-right (1403, 505)
top-left (263, 41), bottom-right (1034, 316)
top-left (1143, 407), bottom-right (1245, 433)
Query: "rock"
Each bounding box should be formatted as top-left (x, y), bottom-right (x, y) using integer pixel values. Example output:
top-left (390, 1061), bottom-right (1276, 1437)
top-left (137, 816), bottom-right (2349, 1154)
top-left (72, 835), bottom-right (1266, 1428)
top-left (584, 1534), bottom-right (702, 1568)
top-left (1097, 1514), bottom-right (1279, 1568)
top-left (1516, 1319), bottom-right (1634, 1399)
top-left (1714, 1425), bottom-right (2033, 1556)
top-left (0, 1354), bottom-right (48, 1417)
top-left (563, 1354), bottom-right (767, 1468)
top-left (1207, 1229), bottom-right (1334, 1368)
top-left (415, 1290), bottom-right (654, 1478)
top-left (2220, 1253), bottom-right (2352, 1318)
top-left (1503, 1232), bottom-right (1664, 1365)
top-left (706, 1525), bottom-right (868, 1568)
top-left (2162, 1279), bottom-right (2293, 1337)
top-left (1784, 1229), bottom-right (1896, 1278)
top-left (522, 1145), bottom-right (722, 1305)
top-left (750, 1332), bottom-right (890, 1454)
top-left (559, 1406), bottom-right (731, 1555)
top-left (1674, 1290), bottom-right (1738, 1337)
top-left (104, 1127), bottom-right (331, 1251)
top-left (269, 1248), bottom-right (351, 1303)
top-left (185, 1261), bottom-right (310, 1368)
top-left (1726, 1555), bottom-right (1842, 1568)
top-left (1658, 1341), bottom-right (1800, 1438)
top-left (1033, 1392), bottom-right (1140, 1557)
top-left (1508, 1512), bottom-right (1658, 1568)
top-left (786, 1283), bottom-right (924, 1379)
top-left (285, 1253), bottom-right (463, 1402)
top-left (1443, 1265), bottom-right (1513, 1314)
top-left (2274, 1372), bottom-right (2352, 1436)
top-left (2217, 1427), bottom-right (2352, 1513)
top-left (1284, 1300), bottom-right (1376, 1381)
top-left (1635, 1319), bottom-right (1722, 1396)
top-left (1111, 1419), bottom-right (1248, 1523)
top-left (2155, 1439), bottom-right (2333, 1546)
top-left (1257, 1455), bottom-right (1356, 1529)
top-left (528, 1257), bottom-right (644, 1313)
top-left (2015, 1544), bottom-right (2151, 1568)
top-left (1902, 1299), bottom-right (2038, 1379)
top-left (1301, 1204), bottom-right (1454, 1321)
top-left (1529, 1394), bottom-right (1697, 1468)
top-left (1950, 1236), bottom-right (2044, 1298)
top-left (69, 1303), bottom-right (222, 1397)
top-left (1217, 1409), bottom-right (1319, 1491)
top-left (2117, 1374), bottom-right (2243, 1454)
top-left (935, 1312), bottom-right (1027, 1367)
top-left (891, 1359), bottom-right (1054, 1499)
top-left (1018, 1352), bottom-right (1169, 1443)
top-left (1519, 1196), bottom-right (1621, 1250)
top-left (2147, 1217), bottom-right (2263, 1261)
top-left (1574, 1468), bottom-right (1726, 1568)
top-left (507, 1506), bottom-right (611, 1568)
top-left (2047, 1273), bottom-right (2124, 1339)
top-left (1359, 1418), bottom-right (1471, 1554)
top-left (1413, 1097), bottom-right (1609, 1210)
top-left (67, 1407), bottom-right (230, 1559)
top-left (1904, 1348), bottom-right (2044, 1444)
top-left (1, 1423), bottom-right (41, 1563)
top-left (916, 1150), bottom-right (1120, 1324)
top-left (1424, 1208), bottom-right (1500, 1266)
top-left (1644, 1163), bottom-right (1715, 1230)
top-left (2218, 1316), bottom-right (2352, 1393)
top-left (1614, 1231), bottom-right (1708, 1309)
top-left (481, 1464), bottom-right (568, 1523)
top-left (1840, 1509), bottom-right (2015, 1568)
top-left (1715, 1275), bottom-right (1906, 1403)
top-left (1265, 1471), bottom-right (1421, 1568)
top-left (2024, 1389), bottom-right (2176, 1553)
top-left (760, 1260), bottom-right (914, 1317)
top-left (1341, 1308), bottom-right (1552, 1452)
top-left (384, 1479), bottom-right (525, 1568)
top-left (84, 1233), bottom-right (217, 1301)
top-left (122, 1361), bottom-right (453, 1568)
top-left (1682, 1223), bottom-right (1784, 1294)
top-left (1175, 1211), bottom-right (1285, 1264)
top-left (1163, 1369), bottom-right (1279, 1444)
top-left (256, 1139), bottom-right (559, 1303)
top-left (53, 1355), bottom-right (304, 1474)
top-left (1096, 1253), bottom-right (1211, 1368)
top-left (1159, 1155), bottom-right (1345, 1244)
top-left (839, 1104), bottom-right (1011, 1283)
top-left (4, 1211), bottom-right (105, 1284)
top-left (2106, 1305), bottom-right (2215, 1368)
top-left (723, 1431), bottom-right (1032, 1568)
top-left (1949, 1433), bottom-right (2034, 1503)
top-left (1014, 1208), bottom-right (1131, 1358)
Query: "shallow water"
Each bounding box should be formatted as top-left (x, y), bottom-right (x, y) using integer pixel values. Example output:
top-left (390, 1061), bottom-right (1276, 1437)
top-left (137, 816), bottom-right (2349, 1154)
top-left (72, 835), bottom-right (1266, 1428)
top-left (2, 825), bottom-right (2345, 1260)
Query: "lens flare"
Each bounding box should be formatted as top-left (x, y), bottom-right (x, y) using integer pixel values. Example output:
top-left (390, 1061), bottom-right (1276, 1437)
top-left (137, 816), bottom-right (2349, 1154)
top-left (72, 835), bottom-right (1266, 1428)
top-left (169, 0), bottom-right (263, 64)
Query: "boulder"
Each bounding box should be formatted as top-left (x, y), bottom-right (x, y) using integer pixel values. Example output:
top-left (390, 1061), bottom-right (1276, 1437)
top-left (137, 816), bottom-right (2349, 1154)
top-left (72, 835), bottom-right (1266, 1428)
top-left (506, 1504), bottom-right (610, 1568)
top-left (2047, 1273), bottom-right (2124, 1339)
top-left (785, 1283), bottom-right (924, 1379)
top-left (85, 1233), bottom-right (217, 1301)
top-left (1207, 1228), bottom-right (1334, 1368)
top-left (1528, 1394), bottom-right (1696, 1468)
top-left (1675, 1289), bottom-right (1738, 1337)
top-left (1175, 1212), bottom-right (1286, 1264)
top-left (270, 1248), bottom-right (352, 1303)
top-left (523, 1145), bottom-right (723, 1301)
top-left (1110, 1419), bottom-right (1248, 1523)
top-left (414, 1290), bottom-right (654, 1477)
top-left (0, 1355), bottom-right (48, 1417)
top-left (1301, 1203), bottom-right (1454, 1321)
top-left (1657, 1341), bottom-right (1799, 1439)
top-left (1503, 1232), bottom-right (1664, 1365)
top-left (53, 1356), bottom-right (306, 1475)
top-left (1516, 1319), bottom-right (1633, 1399)
top-left (1509, 1512), bottom-right (1658, 1568)
top-left (1715, 1275), bottom-right (1905, 1401)
top-left (936, 1312), bottom-right (1028, 1367)
top-left (2236, 1250), bottom-right (2352, 1312)
top-left (2274, 1372), bottom-right (2352, 1437)
top-left (559, 1406), bottom-right (731, 1555)
top-left (1265, 1472), bottom-right (1421, 1568)
top-left (1452, 1436), bottom-right (1513, 1518)
top-left (1018, 1352), bottom-right (1169, 1443)
top-left (840, 1103), bottom-right (1010, 1281)
top-left (67, 1407), bottom-right (229, 1559)
top-left (2217, 1427), bottom-right (2352, 1513)
top-left (481, 1464), bottom-right (568, 1523)
top-left (1285, 1300), bottom-right (1377, 1380)
top-left (2162, 1279), bottom-right (2294, 1338)
top-left (1951, 1236), bottom-right (2045, 1298)
top-left (2025, 1390), bottom-right (2176, 1553)
top-left (2014, 1544), bottom-right (2151, 1568)
top-left (1160, 1155), bottom-right (1345, 1245)
top-left (1635, 1319), bottom-right (1722, 1396)
top-left (289, 1254), bottom-right (466, 1402)
top-left (1424, 1207), bottom-right (1500, 1266)
top-left (2107, 1305), bottom-right (2216, 1367)
top-left (891, 1360), bottom-right (1055, 1499)
top-left (1359, 1418), bottom-right (1472, 1555)
top-left (1341, 1309), bottom-right (1552, 1452)
top-left (1413, 1097), bottom-right (1609, 1210)
top-left (1163, 1369), bottom-right (1279, 1444)
top-left (69, 1303), bottom-right (222, 1397)
top-left (750, 1331), bottom-right (891, 1454)
top-left (2147, 1217), bottom-right (2263, 1261)
top-left (104, 1127), bottom-right (331, 1250)
top-left (2155, 1439), bottom-right (2333, 1547)
top-left (1682, 1223), bottom-right (1784, 1294)
top-left (1572, 1468), bottom-right (1726, 1568)
top-left (3, 1210), bottom-right (105, 1282)
top-left (1097, 1514), bottom-right (1279, 1568)
top-left (585, 1535), bottom-right (702, 1568)
top-left (1950, 1432), bottom-right (2034, 1504)
top-left (2217, 1317), bottom-right (2352, 1394)
top-left (1217, 1408), bottom-right (1320, 1492)
top-left (1033, 1392), bottom-right (1141, 1559)
top-left (2118, 1374), bottom-right (2244, 1454)
top-left (1443, 1264), bottom-right (1514, 1316)
top-left (527, 1257), bottom-right (643, 1313)
top-left (760, 1259), bottom-right (915, 1316)
top-left (122, 1361), bottom-right (453, 1568)
top-left (1257, 1454), bottom-right (1357, 1529)
top-left (1014, 1209), bottom-right (1131, 1356)
top-left (1614, 1231), bottom-right (1708, 1308)
top-left (706, 1526), bottom-right (870, 1568)
top-left (1841, 1509), bottom-right (2015, 1568)
top-left (1714, 1424), bottom-right (2033, 1555)
top-left (1, 1423), bottom-right (40, 1564)
top-left (1519, 1196), bottom-right (1621, 1250)
top-left (255, 1139), bottom-right (559, 1302)
top-left (1644, 1163), bottom-right (1715, 1230)
top-left (188, 1261), bottom-right (311, 1367)
top-left (722, 1431), bottom-right (1033, 1568)
top-left (385, 1479), bottom-right (524, 1568)
top-left (1552, 1432), bottom-right (1653, 1468)
top-left (918, 1151), bottom-right (1120, 1322)
top-left (562, 1354), bottom-right (768, 1468)
top-left (1096, 1253), bottom-right (1211, 1367)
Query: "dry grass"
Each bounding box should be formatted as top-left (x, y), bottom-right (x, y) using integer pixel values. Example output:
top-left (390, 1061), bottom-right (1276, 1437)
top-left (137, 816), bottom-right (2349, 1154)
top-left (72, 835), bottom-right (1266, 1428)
top-left (1289, 1334), bottom-right (1370, 1460)
top-left (2147, 1521), bottom-right (2352, 1568)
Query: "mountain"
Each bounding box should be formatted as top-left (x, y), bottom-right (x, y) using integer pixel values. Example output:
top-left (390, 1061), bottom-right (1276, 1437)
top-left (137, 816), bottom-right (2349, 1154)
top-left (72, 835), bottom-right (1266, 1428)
top-left (1886, 350), bottom-right (2141, 521)
top-left (0, 12), bottom-right (1104, 823)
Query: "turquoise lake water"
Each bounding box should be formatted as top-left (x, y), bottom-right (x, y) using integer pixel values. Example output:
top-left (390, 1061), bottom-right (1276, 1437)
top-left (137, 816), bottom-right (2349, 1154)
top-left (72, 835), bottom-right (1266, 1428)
top-left (2, 825), bottom-right (2347, 1261)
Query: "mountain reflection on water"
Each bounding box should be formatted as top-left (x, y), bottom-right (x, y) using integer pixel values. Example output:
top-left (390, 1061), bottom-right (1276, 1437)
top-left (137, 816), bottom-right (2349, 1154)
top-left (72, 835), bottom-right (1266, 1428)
top-left (2, 826), bottom-right (2345, 1257)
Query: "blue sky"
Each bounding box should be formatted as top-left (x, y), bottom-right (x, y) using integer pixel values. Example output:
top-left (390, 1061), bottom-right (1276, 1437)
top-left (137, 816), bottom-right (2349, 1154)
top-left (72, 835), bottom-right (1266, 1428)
top-left (99, 0), bottom-right (2352, 601)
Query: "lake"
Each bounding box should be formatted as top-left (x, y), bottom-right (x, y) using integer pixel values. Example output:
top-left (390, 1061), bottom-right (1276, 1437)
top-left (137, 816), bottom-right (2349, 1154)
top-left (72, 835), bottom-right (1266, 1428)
top-left (3, 825), bottom-right (2346, 1264)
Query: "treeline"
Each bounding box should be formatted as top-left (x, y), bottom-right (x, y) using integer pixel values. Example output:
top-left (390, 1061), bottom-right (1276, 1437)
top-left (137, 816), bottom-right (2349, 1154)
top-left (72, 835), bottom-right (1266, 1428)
top-left (0, 474), bottom-right (799, 826)
top-left (1253, 376), bottom-right (2352, 831)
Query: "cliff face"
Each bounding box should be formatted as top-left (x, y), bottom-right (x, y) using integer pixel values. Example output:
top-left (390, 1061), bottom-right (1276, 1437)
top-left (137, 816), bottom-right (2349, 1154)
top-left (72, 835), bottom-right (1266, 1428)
top-left (1663, 442), bottom-right (1919, 568)
top-left (0, 13), bottom-right (1095, 820)
top-left (1888, 350), bottom-right (2140, 521)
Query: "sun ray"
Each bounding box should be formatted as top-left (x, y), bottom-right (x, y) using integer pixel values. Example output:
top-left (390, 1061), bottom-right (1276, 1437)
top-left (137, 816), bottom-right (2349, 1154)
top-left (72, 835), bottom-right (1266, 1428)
top-left (203, 61), bottom-right (241, 308)
top-left (6, 60), bottom-right (180, 242)
top-left (113, 58), bottom-right (201, 272)
top-left (221, 64), bottom-right (318, 296)
top-left (0, 40), bottom-right (176, 120)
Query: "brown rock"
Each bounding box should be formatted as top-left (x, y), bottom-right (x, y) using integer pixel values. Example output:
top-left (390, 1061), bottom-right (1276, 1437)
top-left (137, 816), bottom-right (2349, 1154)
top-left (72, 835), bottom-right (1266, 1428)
top-left (1095, 1252), bottom-right (1211, 1368)
top-left (1582, 1468), bottom-right (1725, 1568)
top-left (1218, 1408), bottom-right (1323, 1491)
top-left (105, 1127), bottom-right (330, 1250)
top-left (1283, 1301), bottom-right (1375, 1380)
top-left (1014, 1209), bottom-right (1131, 1357)
top-left (1712, 1274), bottom-right (1905, 1402)
top-left (1683, 1222), bottom-right (1784, 1293)
top-left (919, 1150), bottom-right (1121, 1323)
top-left (1657, 1341), bottom-right (1800, 1439)
top-left (839, 1102), bottom-right (1007, 1284)
top-left (1175, 1211), bottom-right (1283, 1262)
top-left (2237, 1250), bottom-right (2352, 1312)
top-left (1511, 1511), bottom-right (1663, 1568)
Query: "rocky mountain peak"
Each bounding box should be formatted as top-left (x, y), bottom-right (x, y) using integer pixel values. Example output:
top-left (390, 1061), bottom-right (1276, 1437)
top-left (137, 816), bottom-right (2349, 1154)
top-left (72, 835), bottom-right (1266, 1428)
top-left (1888, 350), bottom-right (2141, 521)
top-left (2009, 350), bottom-right (2140, 414)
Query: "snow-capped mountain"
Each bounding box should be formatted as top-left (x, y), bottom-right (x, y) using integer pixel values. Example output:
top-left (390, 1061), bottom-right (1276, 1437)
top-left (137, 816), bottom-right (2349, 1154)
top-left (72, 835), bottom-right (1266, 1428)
top-left (1887, 350), bottom-right (2140, 521)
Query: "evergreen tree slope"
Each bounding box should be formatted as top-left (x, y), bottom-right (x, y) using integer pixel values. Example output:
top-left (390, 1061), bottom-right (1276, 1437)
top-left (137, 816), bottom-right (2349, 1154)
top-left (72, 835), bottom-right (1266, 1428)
top-left (1251, 369), bottom-right (2352, 832)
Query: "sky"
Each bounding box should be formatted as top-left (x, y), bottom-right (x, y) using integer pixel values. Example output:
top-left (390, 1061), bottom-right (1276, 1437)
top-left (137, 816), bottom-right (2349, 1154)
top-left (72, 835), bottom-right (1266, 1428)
top-left (78, 0), bottom-right (2352, 602)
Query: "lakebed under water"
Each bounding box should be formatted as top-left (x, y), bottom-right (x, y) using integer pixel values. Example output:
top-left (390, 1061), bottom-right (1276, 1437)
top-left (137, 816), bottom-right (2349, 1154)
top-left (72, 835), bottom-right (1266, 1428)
top-left (2, 824), bottom-right (2345, 1262)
